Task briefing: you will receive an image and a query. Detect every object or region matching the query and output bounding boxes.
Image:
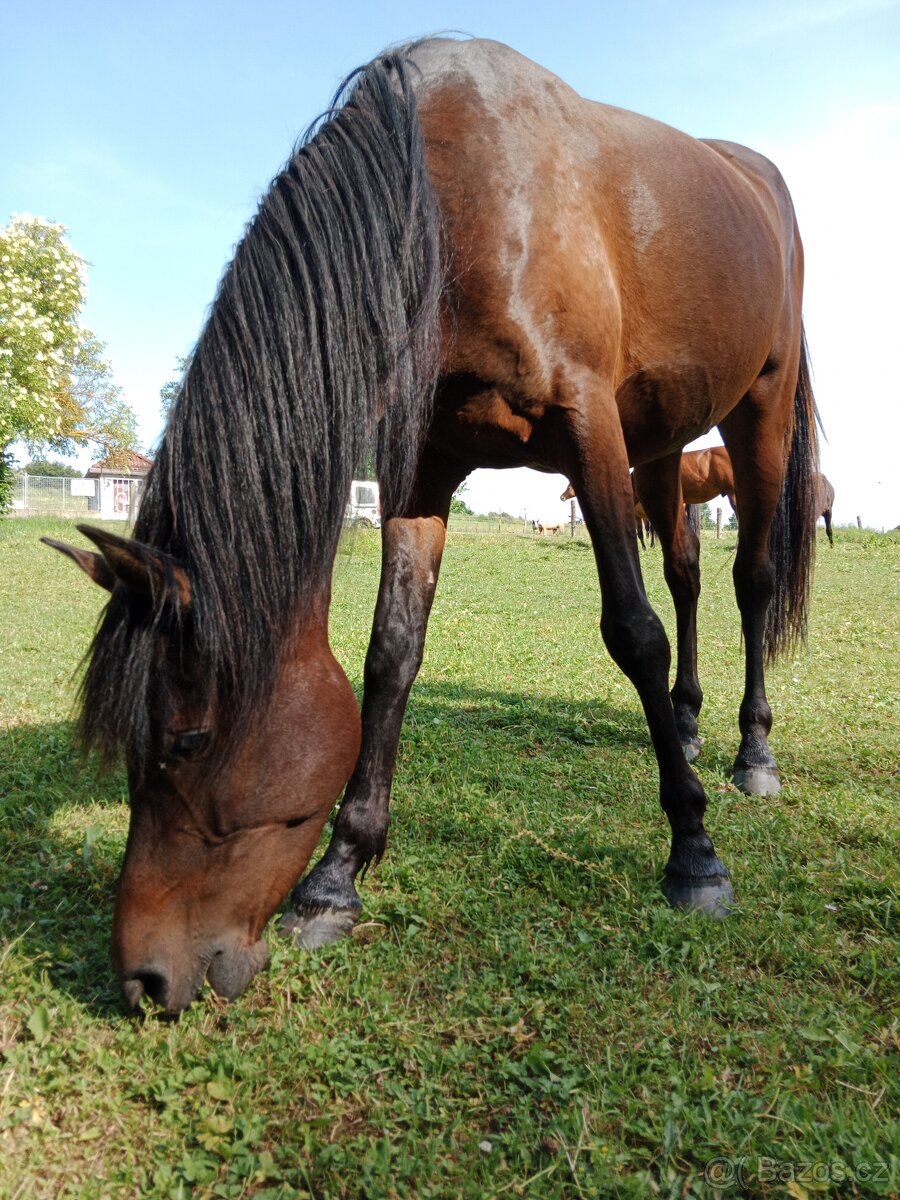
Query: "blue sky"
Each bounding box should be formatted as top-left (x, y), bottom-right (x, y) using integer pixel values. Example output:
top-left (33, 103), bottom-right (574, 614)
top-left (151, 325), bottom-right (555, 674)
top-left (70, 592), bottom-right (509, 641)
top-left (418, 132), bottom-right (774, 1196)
top-left (4, 0), bottom-right (899, 525)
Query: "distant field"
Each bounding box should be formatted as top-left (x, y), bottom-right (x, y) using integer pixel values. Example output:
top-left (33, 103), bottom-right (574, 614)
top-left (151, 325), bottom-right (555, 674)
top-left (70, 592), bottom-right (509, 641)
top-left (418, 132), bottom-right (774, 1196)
top-left (1, 516), bottom-right (897, 1198)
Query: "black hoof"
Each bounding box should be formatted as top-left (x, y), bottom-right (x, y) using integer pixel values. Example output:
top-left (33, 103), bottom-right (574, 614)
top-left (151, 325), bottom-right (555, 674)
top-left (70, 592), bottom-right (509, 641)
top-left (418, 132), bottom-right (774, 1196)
top-left (662, 874), bottom-right (734, 917)
top-left (732, 764), bottom-right (781, 796)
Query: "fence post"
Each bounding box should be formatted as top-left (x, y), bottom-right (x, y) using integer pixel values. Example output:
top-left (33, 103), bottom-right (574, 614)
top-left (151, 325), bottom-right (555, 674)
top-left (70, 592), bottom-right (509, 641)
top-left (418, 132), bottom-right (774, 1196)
top-left (570, 498), bottom-right (576, 538)
top-left (857, 516), bottom-right (862, 529)
top-left (716, 507), bottom-right (722, 539)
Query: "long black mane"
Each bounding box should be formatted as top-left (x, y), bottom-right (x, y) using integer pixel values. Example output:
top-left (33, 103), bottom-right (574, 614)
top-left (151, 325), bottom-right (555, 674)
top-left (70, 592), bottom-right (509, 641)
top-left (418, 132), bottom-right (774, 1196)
top-left (81, 48), bottom-right (444, 768)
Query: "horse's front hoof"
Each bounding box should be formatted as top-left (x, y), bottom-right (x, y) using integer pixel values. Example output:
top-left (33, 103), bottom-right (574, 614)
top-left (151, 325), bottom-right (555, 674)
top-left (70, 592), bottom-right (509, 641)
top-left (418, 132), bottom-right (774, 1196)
top-left (662, 874), bottom-right (734, 917)
top-left (279, 905), bottom-right (359, 949)
top-left (681, 734), bottom-right (705, 763)
top-left (732, 764), bottom-right (781, 796)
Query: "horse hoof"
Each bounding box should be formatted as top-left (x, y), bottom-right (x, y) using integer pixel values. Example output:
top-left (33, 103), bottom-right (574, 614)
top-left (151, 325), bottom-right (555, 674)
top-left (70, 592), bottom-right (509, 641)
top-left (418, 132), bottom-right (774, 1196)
top-left (682, 735), bottom-right (704, 763)
top-left (732, 765), bottom-right (781, 796)
top-left (279, 906), bottom-right (359, 949)
top-left (662, 874), bottom-right (734, 917)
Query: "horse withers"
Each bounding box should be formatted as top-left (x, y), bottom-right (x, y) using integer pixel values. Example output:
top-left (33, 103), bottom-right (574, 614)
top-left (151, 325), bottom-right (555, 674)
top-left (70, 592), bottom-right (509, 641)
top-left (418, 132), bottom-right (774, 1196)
top-left (47, 39), bottom-right (819, 1013)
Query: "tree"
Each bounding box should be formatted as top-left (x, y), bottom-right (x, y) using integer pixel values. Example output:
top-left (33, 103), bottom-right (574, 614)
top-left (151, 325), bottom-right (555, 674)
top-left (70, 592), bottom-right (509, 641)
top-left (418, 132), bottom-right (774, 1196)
top-left (449, 479), bottom-right (473, 516)
top-left (0, 215), bottom-right (138, 492)
top-left (23, 457), bottom-right (82, 477)
top-left (159, 355), bottom-right (191, 419)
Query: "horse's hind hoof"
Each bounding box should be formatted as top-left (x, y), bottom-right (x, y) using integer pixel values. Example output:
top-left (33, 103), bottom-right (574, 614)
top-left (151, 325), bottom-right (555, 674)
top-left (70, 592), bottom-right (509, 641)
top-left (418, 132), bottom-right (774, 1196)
top-left (662, 874), bottom-right (734, 917)
top-left (732, 765), bottom-right (781, 796)
top-left (279, 906), bottom-right (359, 949)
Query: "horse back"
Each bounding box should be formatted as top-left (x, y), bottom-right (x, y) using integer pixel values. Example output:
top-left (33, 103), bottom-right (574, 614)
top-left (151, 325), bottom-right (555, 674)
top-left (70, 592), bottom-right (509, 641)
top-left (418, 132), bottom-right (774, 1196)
top-left (411, 39), bottom-right (803, 466)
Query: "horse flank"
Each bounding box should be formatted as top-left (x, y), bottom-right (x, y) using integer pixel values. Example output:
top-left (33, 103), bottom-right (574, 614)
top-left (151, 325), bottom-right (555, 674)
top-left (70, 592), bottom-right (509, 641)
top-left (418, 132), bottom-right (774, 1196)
top-left (79, 51), bottom-right (444, 769)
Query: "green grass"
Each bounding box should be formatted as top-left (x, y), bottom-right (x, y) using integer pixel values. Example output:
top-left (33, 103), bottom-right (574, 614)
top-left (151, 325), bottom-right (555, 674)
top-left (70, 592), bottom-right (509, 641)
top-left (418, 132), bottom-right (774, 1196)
top-left (1, 516), bottom-right (898, 1199)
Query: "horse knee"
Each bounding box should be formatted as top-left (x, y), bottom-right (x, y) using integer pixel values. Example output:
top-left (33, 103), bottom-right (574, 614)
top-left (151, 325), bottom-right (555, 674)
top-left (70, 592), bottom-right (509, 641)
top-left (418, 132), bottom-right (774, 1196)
top-left (601, 606), bottom-right (670, 682)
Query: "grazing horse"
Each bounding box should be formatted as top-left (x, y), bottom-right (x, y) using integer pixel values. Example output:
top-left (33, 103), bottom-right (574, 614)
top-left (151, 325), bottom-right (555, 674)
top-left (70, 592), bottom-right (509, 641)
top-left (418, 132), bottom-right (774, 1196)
top-left (817, 473), bottom-right (835, 545)
top-left (46, 39), bottom-right (819, 1013)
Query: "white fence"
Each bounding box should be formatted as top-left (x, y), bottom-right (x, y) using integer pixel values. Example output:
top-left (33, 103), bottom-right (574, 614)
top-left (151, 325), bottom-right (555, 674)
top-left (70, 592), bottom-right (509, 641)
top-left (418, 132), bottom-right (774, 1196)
top-left (10, 474), bottom-right (143, 520)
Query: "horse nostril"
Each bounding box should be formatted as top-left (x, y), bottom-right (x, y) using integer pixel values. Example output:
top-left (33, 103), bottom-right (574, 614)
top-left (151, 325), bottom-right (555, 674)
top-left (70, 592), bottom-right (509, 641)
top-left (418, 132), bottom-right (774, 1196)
top-left (122, 968), bottom-right (170, 1010)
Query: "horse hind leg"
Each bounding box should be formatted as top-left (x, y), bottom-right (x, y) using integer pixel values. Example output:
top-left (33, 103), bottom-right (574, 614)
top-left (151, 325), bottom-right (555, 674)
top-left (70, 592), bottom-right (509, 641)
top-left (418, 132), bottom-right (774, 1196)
top-left (563, 395), bottom-right (731, 916)
top-left (719, 333), bottom-right (818, 797)
top-left (282, 452), bottom-right (464, 947)
top-left (824, 508), bottom-right (834, 546)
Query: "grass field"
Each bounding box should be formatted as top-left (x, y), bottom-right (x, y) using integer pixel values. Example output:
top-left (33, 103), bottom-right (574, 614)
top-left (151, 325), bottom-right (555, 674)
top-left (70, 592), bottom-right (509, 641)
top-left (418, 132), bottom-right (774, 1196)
top-left (1, 516), bottom-right (897, 1198)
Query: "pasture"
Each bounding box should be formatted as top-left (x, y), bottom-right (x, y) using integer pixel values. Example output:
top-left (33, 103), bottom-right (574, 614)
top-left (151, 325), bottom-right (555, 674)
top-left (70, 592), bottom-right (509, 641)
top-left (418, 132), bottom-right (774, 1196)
top-left (1, 516), bottom-right (897, 1198)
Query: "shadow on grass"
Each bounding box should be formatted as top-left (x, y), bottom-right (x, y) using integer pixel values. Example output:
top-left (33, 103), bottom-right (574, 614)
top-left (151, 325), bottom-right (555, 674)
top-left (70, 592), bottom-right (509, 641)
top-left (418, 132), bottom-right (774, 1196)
top-left (0, 686), bottom-right (672, 1017)
top-left (0, 720), bottom-right (126, 1015)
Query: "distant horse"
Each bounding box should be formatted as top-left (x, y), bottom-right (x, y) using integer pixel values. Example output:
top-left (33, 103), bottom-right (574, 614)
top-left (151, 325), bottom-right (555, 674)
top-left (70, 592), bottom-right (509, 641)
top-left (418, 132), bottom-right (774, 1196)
top-left (47, 39), bottom-right (819, 1013)
top-left (532, 518), bottom-right (562, 534)
top-left (817, 474), bottom-right (835, 545)
top-left (679, 446), bottom-right (737, 511)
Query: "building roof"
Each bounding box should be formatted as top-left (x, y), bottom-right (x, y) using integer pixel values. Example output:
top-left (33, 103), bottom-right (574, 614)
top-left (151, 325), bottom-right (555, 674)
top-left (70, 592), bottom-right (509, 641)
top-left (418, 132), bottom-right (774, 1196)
top-left (85, 451), bottom-right (154, 478)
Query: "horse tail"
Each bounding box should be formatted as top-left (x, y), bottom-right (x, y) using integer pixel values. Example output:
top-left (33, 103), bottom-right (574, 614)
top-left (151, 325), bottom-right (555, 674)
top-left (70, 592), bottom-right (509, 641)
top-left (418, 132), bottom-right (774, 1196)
top-left (764, 324), bottom-right (820, 663)
top-left (685, 504), bottom-right (701, 536)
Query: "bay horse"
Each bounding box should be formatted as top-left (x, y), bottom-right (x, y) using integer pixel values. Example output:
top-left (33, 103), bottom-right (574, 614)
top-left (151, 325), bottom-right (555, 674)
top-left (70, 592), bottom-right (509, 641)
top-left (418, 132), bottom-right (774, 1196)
top-left (46, 38), bottom-right (819, 1013)
top-left (817, 473), bottom-right (835, 545)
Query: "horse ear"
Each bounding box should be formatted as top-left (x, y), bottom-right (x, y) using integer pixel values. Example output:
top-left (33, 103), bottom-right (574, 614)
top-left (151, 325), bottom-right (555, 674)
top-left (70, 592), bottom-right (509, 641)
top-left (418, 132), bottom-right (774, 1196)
top-left (42, 536), bottom-right (117, 592)
top-left (72, 524), bottom-right (192, 608)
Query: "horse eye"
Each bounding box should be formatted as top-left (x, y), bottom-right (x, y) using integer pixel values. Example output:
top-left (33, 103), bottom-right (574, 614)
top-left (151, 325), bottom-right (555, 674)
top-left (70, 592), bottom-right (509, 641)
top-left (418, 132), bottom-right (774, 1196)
top-left (168, 728), bottom-right (212, 760)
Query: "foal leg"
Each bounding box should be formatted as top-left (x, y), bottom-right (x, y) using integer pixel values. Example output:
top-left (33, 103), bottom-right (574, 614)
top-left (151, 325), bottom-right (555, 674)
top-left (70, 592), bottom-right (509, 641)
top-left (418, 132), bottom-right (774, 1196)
top-left (634, 454), bottom-right (704, 762)
top-left (567, 408), bottom-right (731, 913)
top-left (282, 453), bottom-right (464, 947)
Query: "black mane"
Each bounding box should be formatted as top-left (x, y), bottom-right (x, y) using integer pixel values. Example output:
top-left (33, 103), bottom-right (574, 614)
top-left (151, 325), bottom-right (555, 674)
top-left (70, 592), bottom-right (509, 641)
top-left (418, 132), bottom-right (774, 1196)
top-left (80, 48), bottom-right (444, 769)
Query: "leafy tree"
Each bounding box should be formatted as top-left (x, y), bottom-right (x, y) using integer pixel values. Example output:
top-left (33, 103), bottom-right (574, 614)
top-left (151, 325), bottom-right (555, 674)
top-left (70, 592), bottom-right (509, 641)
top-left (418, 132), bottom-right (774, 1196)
top-left (22, 457), bottom-right (82, 477)
top-left (450, 479), bottom-right (473, 516)
top-left (159, 355), bottom-right (191, 418)
top-left (0, 214), bottom-right (137, 485)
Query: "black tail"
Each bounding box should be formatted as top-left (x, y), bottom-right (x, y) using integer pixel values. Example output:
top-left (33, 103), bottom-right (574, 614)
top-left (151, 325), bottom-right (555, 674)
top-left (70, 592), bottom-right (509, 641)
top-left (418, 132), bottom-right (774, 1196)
top-left (764, 326), bottom-right (819, 662)
top-left (685, 504), bottom-right (701, 536)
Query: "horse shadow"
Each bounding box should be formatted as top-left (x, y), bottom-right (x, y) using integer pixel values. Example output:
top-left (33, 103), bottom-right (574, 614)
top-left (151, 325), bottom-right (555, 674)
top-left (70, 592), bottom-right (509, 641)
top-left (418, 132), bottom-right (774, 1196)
top-left (0, 720), bottom-right (126, 1014)
top-left (0, 686), bottom-right (681, 1016)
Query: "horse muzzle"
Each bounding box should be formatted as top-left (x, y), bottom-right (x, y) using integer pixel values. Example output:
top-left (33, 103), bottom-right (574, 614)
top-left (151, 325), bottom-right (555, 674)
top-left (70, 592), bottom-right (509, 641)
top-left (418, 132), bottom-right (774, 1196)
top-left (119, 936), bottom-right (269, 1015)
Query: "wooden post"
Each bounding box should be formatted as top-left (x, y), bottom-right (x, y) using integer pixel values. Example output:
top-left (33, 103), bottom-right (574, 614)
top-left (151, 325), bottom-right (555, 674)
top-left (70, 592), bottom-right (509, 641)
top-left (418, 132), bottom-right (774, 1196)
top-left (570, 498), bottom-right (576, 538)
top-left (857, 516), bottom-right (862, 529)
top-left (716, 507), bottom-right (722, 539)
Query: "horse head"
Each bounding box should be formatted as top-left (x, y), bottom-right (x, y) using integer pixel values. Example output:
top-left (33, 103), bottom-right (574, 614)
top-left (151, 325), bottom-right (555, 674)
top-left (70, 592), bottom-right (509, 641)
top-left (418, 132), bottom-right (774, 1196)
top-left (45, 525), bottom-right (361, 1013)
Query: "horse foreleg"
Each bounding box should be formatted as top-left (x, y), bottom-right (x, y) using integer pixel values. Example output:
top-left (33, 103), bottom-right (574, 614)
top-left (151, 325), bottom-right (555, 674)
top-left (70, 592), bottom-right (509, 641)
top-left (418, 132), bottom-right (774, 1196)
top-left (823, 508), bottom-right (834, 546)
top-left (634, 455), bottom-right (704, 762)
top-left (567, 406), bottom-right (731, 915)
top-left (283, 456), bottom-right (462, 947)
